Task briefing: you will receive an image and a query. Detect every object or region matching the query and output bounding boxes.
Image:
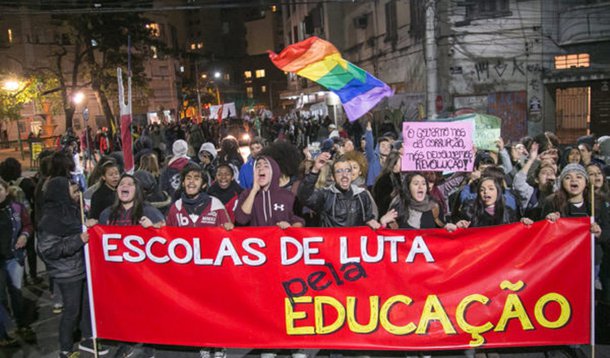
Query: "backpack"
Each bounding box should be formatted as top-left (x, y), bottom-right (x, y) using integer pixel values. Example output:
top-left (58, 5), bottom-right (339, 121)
top-left (9, 177), bottom-right (32, 215)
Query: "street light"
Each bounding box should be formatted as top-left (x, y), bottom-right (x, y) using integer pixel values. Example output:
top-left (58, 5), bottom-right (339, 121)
top-left (214, 71), bottom-right (221, 79)
top-left (73, 91), bottom-right (85, 105)
top-left (2, 80), bottom-right (19, 92)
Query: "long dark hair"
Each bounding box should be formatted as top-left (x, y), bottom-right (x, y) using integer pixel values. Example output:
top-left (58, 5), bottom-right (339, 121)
top-left (551, 175), bottom-right (592, 217)
top-left (108, 174), bottom-right (145, 225)
top-left (378, 150), bottom-right (402, 192)
top-left (399, 172), bottom-right (429, 210)
top-left (471, 177), bottom-right (506, 226)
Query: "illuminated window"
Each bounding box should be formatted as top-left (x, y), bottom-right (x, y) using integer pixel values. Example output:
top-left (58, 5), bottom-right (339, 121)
top-left (246, 87), bottom-right (254, 98)
top-left (255, 69), bottom-right (266, 78)
top-left (555, 54), bottom-right (590, 69)
top-left (190, 43), bottom-right (196, 50)
top-left (224, 73), bottom-right (230, 81)
top-left (196, 42), bottom-right (203, 49)
top-left (244, 71), bottom-right (252, 78)
top-left (261, 85), bottom-right (267, 93)
top-left (151, 45), bottom-right (158, 59)
top-left (8, 29), bottom-right (13, 43)
top-left (147, 23), bottom-right (160, 37)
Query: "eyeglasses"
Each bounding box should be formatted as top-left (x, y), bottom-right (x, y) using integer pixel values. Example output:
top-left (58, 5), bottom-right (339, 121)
top-left (334, 168), bottom-right (352, 175)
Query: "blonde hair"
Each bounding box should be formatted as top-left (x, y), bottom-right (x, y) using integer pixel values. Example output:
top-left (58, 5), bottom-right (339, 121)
top-left (138, 153), bottom-right (161, 177)
top-left (315, 162), bottom-right (333, 189)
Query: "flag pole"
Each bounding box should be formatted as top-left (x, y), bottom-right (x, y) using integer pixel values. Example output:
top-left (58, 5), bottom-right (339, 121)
top-left (590, 181), bottom-right (595, 357)
top-left (80, 192), bottom-right (99, 358)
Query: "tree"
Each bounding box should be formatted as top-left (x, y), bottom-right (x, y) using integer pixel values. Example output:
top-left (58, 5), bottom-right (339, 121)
top-left (29, 12), bottom-right (166, 138)
top-left (64, 12), bottom-right (166, 138)
top-left (0, 74), bottom-right (44, 157)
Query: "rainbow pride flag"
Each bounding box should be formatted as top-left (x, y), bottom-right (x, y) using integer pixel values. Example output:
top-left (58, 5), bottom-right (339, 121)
top-left (268, 36), bottom-right (393, 122)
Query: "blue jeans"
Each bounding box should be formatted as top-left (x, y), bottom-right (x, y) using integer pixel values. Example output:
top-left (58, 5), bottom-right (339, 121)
top-left (0, 258), bottom-right (25, 327)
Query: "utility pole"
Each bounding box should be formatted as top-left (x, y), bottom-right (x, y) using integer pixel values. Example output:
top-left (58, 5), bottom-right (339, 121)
top-left (195, 62), bottom-right (203, 122)
top-left (425, 0), bottom-right (438, 119)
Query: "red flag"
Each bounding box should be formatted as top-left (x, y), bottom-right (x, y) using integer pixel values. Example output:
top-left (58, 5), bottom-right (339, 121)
top-left (117, 68), bottom-right (134, 173)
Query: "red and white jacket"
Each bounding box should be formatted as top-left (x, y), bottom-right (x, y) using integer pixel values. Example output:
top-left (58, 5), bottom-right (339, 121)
top-left (166, 197), bottom-right (231, 227)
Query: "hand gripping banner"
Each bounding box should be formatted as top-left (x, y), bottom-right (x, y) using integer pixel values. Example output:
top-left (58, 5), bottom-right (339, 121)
top-left (87, 218), bottom-right (591, 350)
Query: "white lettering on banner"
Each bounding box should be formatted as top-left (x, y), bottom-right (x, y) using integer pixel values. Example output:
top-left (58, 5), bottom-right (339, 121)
top-left (124, 235), bottom-right (146, 263)
top-left (281, 236), bottom-right (325, 266)
top-left (99, 233), bottom-right (435, 267)
top-left (103, 234), bottom-right (123, 262)
top-left (406, 236), bottom-right (435, 263)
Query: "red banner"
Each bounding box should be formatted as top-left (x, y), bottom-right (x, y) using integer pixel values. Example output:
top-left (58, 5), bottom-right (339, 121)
top-left (88, 218), bottom-right (591, 350)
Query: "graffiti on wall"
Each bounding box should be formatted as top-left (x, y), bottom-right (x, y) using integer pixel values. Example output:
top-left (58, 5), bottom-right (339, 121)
top-left (487, 91), bottom-right (527, 142)
top-left (458, 59), bottom-right (543, 83)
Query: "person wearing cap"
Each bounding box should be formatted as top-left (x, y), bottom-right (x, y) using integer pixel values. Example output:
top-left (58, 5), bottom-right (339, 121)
top-left (542, 164), bottom-right (607, 275)
top-left (159, 139), bottom-right (193, 199)
top-left (198, 142), bottom-right (218, 183)
top-left (328, 124), bottom-right (339, 139)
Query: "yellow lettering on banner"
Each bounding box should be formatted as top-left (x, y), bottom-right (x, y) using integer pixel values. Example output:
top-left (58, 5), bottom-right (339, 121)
top-left (416, 295), bottom-right (457, 334)
top-left (347, 296), bottom-right (379, 333)
top-left (534, 293), bottom-right (571, 329)
top-left (285, 297), bottom-right (314, 335)
top-left (494, 294), bottom-right (534, 332)
top-left (455, 294), bottom-right (494, 347)
top-left (379, 295), bottom-right (416, 335)
top-left (315, 296), bottom-right (346, 334)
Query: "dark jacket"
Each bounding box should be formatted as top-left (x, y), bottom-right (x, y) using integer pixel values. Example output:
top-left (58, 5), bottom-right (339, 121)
top-left (235, 156), bottom-right (304, 226)
top-left (460, 202), bottom-right (518, 228)
top-left (37, 231), bottom-right (85, 281)
top-left (298, 172), bottom-right (376, 227)
top-left (37, 177), bottom-right (86, 282)
top-left (0, 200), bottom-right (32, 263)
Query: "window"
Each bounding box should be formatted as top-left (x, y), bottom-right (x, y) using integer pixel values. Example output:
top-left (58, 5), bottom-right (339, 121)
top-left (196, 42), bottom-right (203, 49)
top-left (466, 0), bottom-right (510, 20)
top-left (261, 85), bottom-right (267, 93)
top-left (255, 69), bottom-right (266, 78)
top-left (409, 0), bottom-right (425, 40)
top-left (7, 29), bottom-right (13, 44)
top-left (224, 73), bottom-right (230, 81)
top-left (246, 87), bottom-right (254, 99)
top-left (244, 71), bottom-right (252, 79)
top-left (190, 43), bottom-right (196, 50)
top-left (555, 54), bottom-right (590, 69)
top-left (385, 1), bottom-right (397, 41)
top-left (151, 45), bottom-right (158, 59)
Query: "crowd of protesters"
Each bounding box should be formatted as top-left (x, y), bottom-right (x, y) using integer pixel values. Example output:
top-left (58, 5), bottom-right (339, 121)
top-left (0, 111), bottom-right (609, 358)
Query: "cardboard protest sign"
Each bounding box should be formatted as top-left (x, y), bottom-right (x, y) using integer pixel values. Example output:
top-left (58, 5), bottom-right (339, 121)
top-left (470, 113), bottom-right (502, 151)
top-left (402, 120), bottom-right (474, 172)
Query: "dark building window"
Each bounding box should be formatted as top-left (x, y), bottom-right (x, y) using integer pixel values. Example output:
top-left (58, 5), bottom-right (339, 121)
top-left (466, 0), bottom-right (511, 20)
top-left (385, 0), bottom-right (397, 41)
top-left (409, 0), bottom-right (425, 40)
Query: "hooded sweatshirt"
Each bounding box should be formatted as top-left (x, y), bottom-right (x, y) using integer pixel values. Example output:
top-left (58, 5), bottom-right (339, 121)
top-left (159, 156), bottom-right (191, 199)
top-left (235, 156), bottom-right (304, 226)
top-left (167, 192), bottom-right (230, 227)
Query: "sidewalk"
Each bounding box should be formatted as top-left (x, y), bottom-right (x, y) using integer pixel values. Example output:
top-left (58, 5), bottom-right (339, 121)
top-left (0, 146), bottom-right (39, 177)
